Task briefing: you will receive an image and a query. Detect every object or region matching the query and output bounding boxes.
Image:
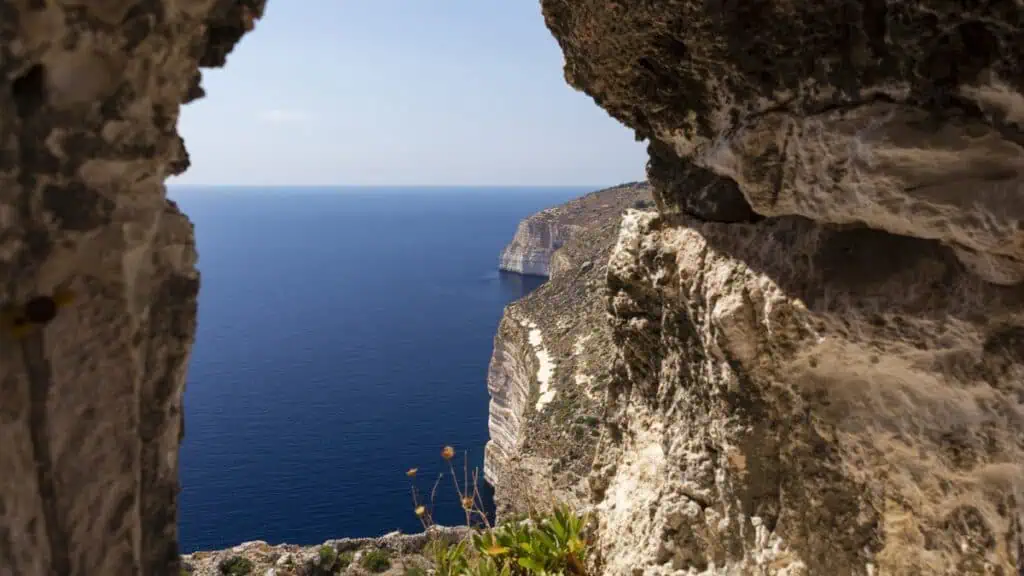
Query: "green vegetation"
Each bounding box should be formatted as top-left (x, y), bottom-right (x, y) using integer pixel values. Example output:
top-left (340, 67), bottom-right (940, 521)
top-left (301, 546), bottom-right (351, 575)
top-left (359, 549), bottom-right (392, 573)
top-left (407, 446), bottom-right (592, 575)
top-left (318, 545), bottom-right (337, 569)
top-left (218, 556), bottom-right (254, 576)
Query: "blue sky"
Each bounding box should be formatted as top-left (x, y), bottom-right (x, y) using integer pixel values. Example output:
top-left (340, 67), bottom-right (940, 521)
top-left (171, 1), bottom-right (647, 187)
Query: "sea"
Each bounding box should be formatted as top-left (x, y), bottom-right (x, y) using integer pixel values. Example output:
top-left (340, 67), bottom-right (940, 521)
top-left (169, 186), bottom-right (589, 553)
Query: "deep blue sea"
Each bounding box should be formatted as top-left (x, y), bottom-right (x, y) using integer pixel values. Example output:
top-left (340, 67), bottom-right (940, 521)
top-left (169, 186), bottom-right (587, 553)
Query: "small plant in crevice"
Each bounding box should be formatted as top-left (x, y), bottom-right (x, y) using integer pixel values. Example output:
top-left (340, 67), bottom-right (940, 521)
top-left (300, 546), bottom-right (351, 576)
top-left (406, 445), bottom-right (592, 575)
top-left (218, 555), bottom-right (254, 576)
top-left (359, 548), bottom-right (392, 573)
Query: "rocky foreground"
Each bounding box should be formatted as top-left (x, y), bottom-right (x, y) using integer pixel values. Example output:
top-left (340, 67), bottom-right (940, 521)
top-left (180, 528), bottom-right (468, 576)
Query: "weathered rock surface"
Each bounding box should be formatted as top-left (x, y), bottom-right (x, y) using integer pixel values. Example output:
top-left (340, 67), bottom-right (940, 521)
top-left (498, 183), bottom-right (651, 277)
top-left (0, 2), bottom-right (262, 575)
top-left (180, 527), bottom-right (469, 576)
top-left (539, 1), bottom-right (1024, 574)
top-left (486, 184), bottom-right (651, 519)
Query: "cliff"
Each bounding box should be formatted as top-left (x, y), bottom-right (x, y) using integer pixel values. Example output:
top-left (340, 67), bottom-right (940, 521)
top-left (0, 2), bottom-right (262, 575)
top-left (486, 183), bottom-right (651, 519)
top-left (3, 1), bottom-right (1024, 575)
top-left (498, 183), bottom-right (651, 277)
top-left (539, 1), bottom-right (1024, 574)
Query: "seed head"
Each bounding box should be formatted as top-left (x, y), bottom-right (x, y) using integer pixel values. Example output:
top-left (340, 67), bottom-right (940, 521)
top-left (441, 446), bottom-right (455, 461)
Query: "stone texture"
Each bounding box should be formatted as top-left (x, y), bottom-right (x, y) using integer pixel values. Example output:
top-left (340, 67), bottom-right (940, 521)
top-left (0, 2), bottom-right (263, 575)
top-left (537, 2), bottom-right (1024, 574)
top-left (498, 182), bottom-right (651, 277)
top-left (542, 0), bottom-right (1024, 284)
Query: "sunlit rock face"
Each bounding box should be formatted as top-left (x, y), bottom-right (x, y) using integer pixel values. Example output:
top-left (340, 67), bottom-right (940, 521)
top-left (540, 2), bottom-right (1024, 574)
top-left (0, 1), bottom-right (263, 574)
top-left (486, 185), bottom-right (651, 520)
top-left (498, 183), bottom-right (651, 277)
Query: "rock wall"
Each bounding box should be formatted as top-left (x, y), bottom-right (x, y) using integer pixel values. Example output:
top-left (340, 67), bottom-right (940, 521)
top-left (498, 182), bottom-right (651, 277)
top-left (485, 185), bottom-right (650, 520)
top-left (499, 218), bottom-right (579, 277)
top-left (539, 1), bottom-right (1024, 574)
top-left (0, 2), bottom-right (262, 575)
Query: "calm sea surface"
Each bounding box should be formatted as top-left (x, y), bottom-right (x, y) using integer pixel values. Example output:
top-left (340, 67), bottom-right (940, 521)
top-left (170, 186), bottom-right (587, 552)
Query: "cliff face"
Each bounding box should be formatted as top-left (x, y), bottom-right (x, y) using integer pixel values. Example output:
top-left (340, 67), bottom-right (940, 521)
top-left (499, 219), bottom-right (578, 277)
top-left (498, 183), bottom-right (651, 277)
top-left (485, 184), bottom-right (651, 518)
top-left (0, 2), bottom-right (261, 575)
top-left (539, 2), bottom-right (1024, 574)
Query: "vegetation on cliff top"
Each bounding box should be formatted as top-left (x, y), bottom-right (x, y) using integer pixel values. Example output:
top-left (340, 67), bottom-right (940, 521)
top-left (407, 446), bottom-right (592, 576)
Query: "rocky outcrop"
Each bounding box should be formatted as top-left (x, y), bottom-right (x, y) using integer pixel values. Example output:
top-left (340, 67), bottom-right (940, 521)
top-left (540, 2), bottom-right (1024, 574)
top-left (499, 219), bottom-right (578, 277)
top-left (181, 527), bottom-right (470, 576)
top-left (486, 185), bottom-right (651, 519)
top-left (498, 183), bottom-right (651, 277)
top-left (0, 2), bottom-right (262, 575)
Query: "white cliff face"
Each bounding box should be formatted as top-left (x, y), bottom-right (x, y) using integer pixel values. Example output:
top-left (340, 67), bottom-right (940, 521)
top-left (498, 183), bottom-right (652, 278)
top-left (485, 185), bottom-right (649, 520)
top-left (483, 312), bottom-right (536, 489)
top-left (498, 218), bottom-right (579, 277)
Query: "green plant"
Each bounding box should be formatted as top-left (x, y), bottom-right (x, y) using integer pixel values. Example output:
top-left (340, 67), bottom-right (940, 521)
top-left (429, 540), bottom-right (469, 576)
top-left (406, 447), bottom-right (592, 575)
top-left (465, 557), bottom-right (512, 576)
top-left (471, 505), bottom-right (590, 575)
top-left (359, 549), bottom-right (391, 573)
top-left (318, 545), bottom-right (338, 570)
top-left (218, 555), bottom-right (254, 576)
top-left (301, 546), bottom-right (350, 576)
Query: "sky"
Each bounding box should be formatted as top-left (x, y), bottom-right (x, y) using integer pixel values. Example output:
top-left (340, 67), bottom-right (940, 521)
top-left (171, 1), bottom-right (648, 187)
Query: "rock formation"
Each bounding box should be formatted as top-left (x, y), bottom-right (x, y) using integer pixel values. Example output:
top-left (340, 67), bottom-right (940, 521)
top-left (498, 183), bottom-right (651, 277)
top-left (486, 184), bottom-right (651, 519)
top-left (537, 1), bottom-right (1024, 574)
top-left (0, 2), bottom-right (262, 575)
top-left (4, 0), bottom-right (1024, 575)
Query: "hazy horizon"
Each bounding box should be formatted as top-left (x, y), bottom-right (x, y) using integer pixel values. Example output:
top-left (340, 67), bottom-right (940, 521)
top-left (170, 1), bottom-right (647, 188)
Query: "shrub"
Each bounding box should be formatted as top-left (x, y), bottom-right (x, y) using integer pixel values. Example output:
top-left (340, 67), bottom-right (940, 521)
top-left (218, 556), bottom-right (254, 576)
top-left (406, 446), bottom-right (592, 575)
top-left (428, 540), bottom-right (468, 576)
top-left (359, 549), bottom-right (391, 573)
top-left (300, 546), bottom-right (350, 576)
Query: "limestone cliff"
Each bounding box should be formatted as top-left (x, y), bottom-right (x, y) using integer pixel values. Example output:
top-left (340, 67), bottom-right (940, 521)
top-left (498, 183), bottom-right (651, 277)
top-left (0, 2), bottom-right (262, 575)
top-left (539, 2), bottom-right (1024, 574)
top-left (485, 183), bottom-right (651, 519)
top-left (5, 1), bottom-right (1024, 575)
